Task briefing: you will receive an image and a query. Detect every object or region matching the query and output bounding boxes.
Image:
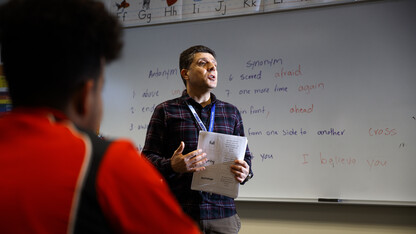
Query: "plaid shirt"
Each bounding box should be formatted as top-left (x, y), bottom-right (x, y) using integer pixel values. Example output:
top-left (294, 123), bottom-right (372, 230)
top-left (142, 90), bottom-right (253, 221)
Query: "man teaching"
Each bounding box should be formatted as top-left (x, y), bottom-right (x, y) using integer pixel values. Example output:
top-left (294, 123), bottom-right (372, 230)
top-left (143, 45), bottom-right (254, 234)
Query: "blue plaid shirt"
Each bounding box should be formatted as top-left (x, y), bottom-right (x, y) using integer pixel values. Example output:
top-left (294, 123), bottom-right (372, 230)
top-left (142, 90), bottom-right (253, 221)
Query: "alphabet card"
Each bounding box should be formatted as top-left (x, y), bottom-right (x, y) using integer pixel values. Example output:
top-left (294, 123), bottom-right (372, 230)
top-left (111, 0), bottom-right (183, 26)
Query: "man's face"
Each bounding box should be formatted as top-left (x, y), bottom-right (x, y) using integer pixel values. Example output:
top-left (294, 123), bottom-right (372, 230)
top-left (183, 52), bottom-right (218, 91)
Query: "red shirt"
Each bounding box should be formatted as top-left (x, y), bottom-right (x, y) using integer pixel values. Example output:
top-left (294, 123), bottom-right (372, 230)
top-left (0, 108), bottom-right (200, 234)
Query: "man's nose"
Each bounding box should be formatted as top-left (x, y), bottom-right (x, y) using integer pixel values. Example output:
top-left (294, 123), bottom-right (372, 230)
top-left (207, 63), bottom-right (216, 71)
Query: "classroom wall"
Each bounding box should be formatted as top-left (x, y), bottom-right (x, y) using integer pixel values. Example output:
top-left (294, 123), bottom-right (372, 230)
top-left (2, 0), bottom-right (413, 232)
top-left (236, 201), bottom-right (416, 233)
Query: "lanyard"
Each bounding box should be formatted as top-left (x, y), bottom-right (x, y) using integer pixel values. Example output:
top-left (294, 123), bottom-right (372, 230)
top-left (187, 102), bottom-right (216, 132)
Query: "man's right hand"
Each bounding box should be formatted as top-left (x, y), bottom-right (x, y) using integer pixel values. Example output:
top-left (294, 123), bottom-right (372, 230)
top-left (171, 141), bottom-right (207, 173)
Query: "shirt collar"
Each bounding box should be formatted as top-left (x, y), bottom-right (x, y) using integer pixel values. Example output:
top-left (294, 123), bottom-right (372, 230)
top-left (180, 90), bottom-right (217, 107)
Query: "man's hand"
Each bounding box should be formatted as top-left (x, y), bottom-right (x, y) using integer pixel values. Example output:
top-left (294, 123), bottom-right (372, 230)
top-left (231, 159), bottom-right (250, 183)
top-left (171, 141), bottom-right (207, 173)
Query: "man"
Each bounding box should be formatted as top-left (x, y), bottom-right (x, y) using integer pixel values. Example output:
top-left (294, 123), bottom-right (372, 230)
top-left (0, 0), bottom-right (200, 233)
top-left (142, 45), bottom-right (253, 233)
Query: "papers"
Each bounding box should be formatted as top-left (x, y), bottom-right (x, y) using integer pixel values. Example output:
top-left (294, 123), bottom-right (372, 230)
top-left (191, 131), bottom-right (248, 198)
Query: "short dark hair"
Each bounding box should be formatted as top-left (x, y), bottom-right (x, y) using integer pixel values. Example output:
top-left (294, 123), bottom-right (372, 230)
top-left (179, 45), bottom-right (216, 86)
top-left (0, 0), bottom-right (123, 109)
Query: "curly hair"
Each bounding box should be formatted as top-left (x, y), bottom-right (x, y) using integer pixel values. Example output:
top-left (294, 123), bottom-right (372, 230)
top-left (0, 0), bottom-right (123, 109)
top-left (179, 45), bottom-right (216, 86)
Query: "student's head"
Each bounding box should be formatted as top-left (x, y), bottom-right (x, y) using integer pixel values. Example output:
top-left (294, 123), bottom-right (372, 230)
top-left (179, 45), bottom-right (216, 87)
top-left (0, 0), bottom-right (123, 130)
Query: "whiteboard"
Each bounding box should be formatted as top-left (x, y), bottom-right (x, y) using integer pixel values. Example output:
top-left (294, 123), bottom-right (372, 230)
top-left (100, 0), bottom-right (416, 205)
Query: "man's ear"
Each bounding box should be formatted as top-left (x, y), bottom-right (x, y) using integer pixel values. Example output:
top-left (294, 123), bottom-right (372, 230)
top-left (181, 69), bottom-right (189, 81)
top-left (74, 80), bottom-right (95, 116)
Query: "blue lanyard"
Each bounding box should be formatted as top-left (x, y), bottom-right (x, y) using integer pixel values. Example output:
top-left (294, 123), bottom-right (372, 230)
top-left (187, 102), bottom-right (216, 132)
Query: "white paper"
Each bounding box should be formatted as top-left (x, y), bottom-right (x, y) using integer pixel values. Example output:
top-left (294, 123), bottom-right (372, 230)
top-left (191, 131), bottom-right (248, 198)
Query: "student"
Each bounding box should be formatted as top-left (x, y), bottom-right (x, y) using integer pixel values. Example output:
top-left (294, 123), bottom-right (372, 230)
top-left (0, 0), bottom-right (200, 233)
top-left (142, 45), bottom-right (254, 233)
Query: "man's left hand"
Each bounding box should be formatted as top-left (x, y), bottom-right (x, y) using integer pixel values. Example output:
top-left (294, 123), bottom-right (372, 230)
top-left (231, 159), bottom-right (250, 183)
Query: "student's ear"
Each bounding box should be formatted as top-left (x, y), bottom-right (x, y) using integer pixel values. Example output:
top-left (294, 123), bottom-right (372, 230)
top-left (74, 80), bottom-right (95, 116)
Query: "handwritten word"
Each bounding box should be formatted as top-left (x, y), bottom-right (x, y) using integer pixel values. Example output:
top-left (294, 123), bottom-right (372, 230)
top-left (320, 152), bottom-right (357, 168)
top-left (368, 128), bottom-right (397, 136)
top-left (289, 104), bottom-right (313, 114)
top-left (298, 82), bottom-right (324, 94)
top-left (266, 130), bottom-right (279, 135)
top-left (240, 105), bottom-right (268, 116)
top-left (274, 84), bottom-right (288, 92)
top-left (249, 128), bottom-right (309, 136)
top-left (239, 89), bottom-right (251, 95)
top-left (238, 85), bottom-right (288, 95)
top-left (282, 128), bottom-right (307, 136)
top-left (241, 70), bottom-right (262, 80)
top-left (248, 128), bottom-right (263, 136)
top-left (129, 123), bottom-right (148, 131)
top-left (260, 153), bottom-right (274, 162)
top-left (254, 88), bottom-right (269, 94)
top-left (246, 58), bottom-right (283, 70)
top-left (274, 64), bottom-right (302, 79)
top-left (142, 89), bottom-right (159, 98)
top-left (317, 128), bottom-right (345, 136)
top-left (367, 159), bottom-right (387, 170)
top-left (250, 105), bottom-right (266, 114)
top-left (148, 68), bottom-right (178, 80)
top-left (239, 88), bottom-right (270, 95)
top-left (142, 104), bottom-right (156, 113)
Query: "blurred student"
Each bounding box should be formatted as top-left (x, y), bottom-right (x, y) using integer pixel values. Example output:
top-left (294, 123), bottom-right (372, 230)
top-left (0, 0), bottom-right (200, 233)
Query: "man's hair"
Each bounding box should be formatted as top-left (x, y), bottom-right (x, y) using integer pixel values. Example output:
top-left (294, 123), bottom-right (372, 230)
top-left (0, 0), bottom-right (123, 109)
top-left (179, 45), bottom-right (216, 86)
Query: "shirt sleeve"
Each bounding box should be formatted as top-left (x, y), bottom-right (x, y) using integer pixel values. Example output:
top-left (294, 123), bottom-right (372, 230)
top-left (141, 103), bottom-right (176, 179)
top-left (95, 140), bottom-right (200, 234)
